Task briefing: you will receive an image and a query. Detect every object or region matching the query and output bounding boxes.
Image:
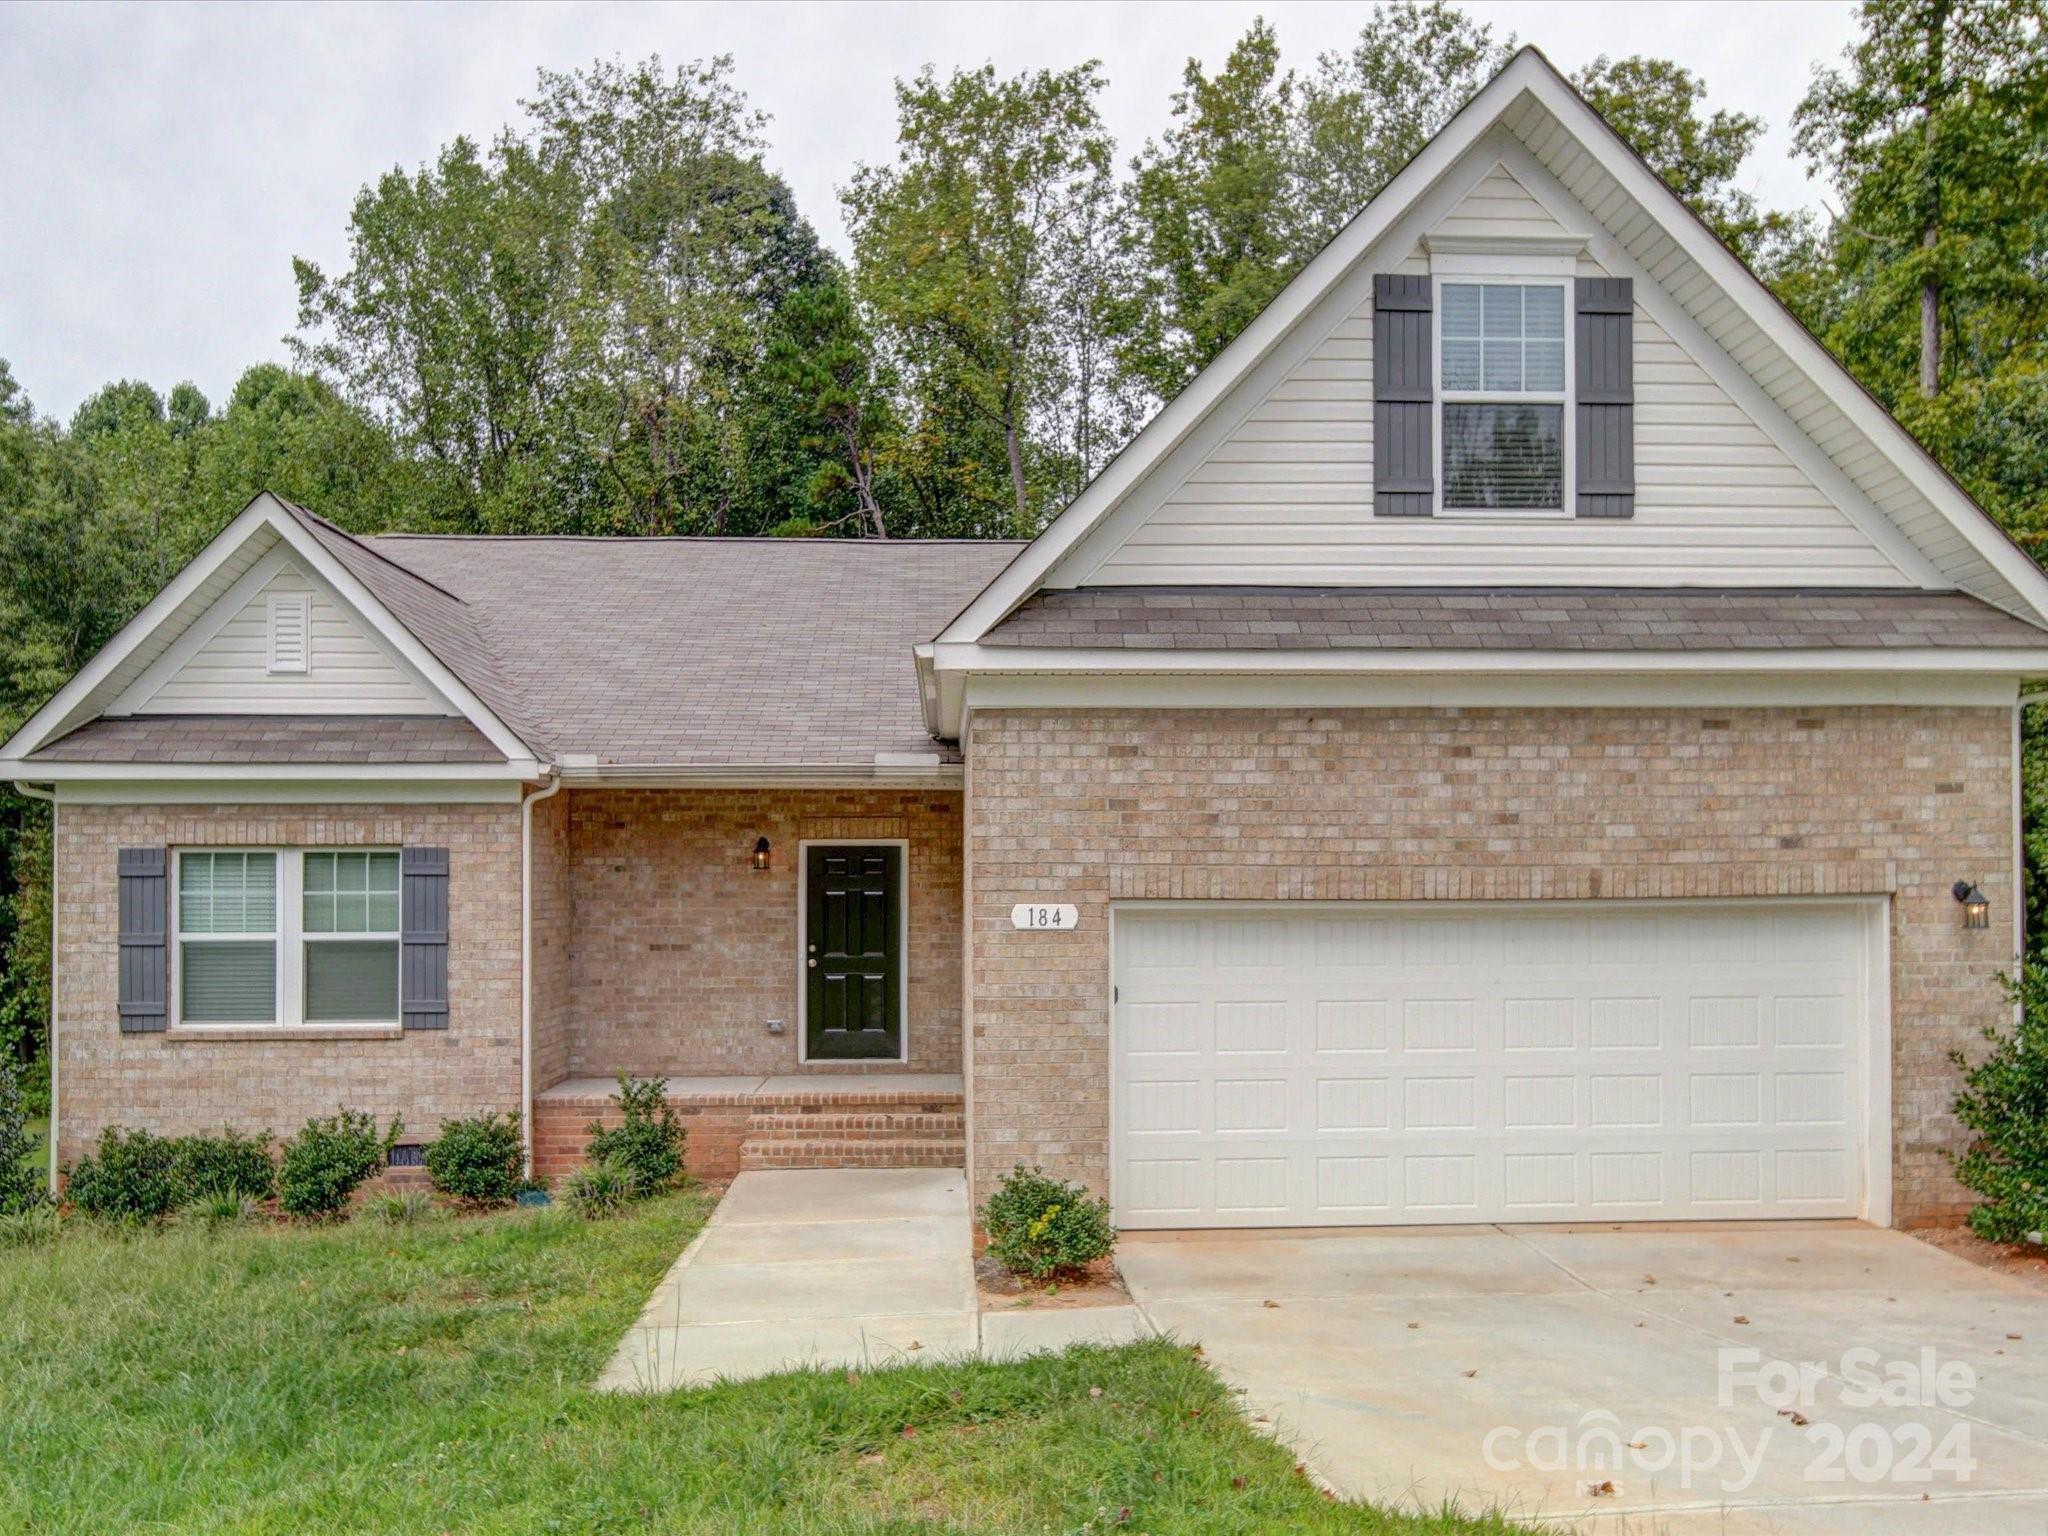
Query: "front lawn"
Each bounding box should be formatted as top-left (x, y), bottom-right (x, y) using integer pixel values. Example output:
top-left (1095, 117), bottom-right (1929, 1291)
top-left (0, 1193), bottom-right (1512, 1533)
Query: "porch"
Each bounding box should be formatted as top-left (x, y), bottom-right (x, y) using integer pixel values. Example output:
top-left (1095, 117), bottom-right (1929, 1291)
top-left (532, 1074), bottom-right (965, 1183)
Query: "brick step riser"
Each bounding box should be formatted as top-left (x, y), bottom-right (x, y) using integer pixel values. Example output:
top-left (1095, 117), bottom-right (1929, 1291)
top-left (530, 1096), bottom-right (965, 1182)
top-left (740, 1141), bottom-right (965, 1171)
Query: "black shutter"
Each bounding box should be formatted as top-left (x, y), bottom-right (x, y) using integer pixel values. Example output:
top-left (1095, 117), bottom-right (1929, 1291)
top-left (400, 847), bottom-right (449, 1031)
top-left (1575, 277), bottom-right (1635, 519)
top-left (1373, 274), bottom-right (1434, 517)
top-left (117, 847), bottom-right (168, 1033)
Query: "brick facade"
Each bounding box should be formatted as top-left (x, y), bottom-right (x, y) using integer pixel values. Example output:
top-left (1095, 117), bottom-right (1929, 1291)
top-left (54, 802), bottom-right (523, 1168)
top-left (964, 706), bottom-right (2015, 1226)
top-left (561, 789), bottom-right (963, 1080)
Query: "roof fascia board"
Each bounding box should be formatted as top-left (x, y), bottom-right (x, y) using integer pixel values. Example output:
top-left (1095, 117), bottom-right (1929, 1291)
top-left (1, 499), bottom-right (284, 760)
top-left (258, 498), bottom-right (537, 761)
top-left (1505, 64), bottom-right (2048, 623)
top-left (2, 759), bottom-right (540, 783)
top-left (934, 640), bottom-right (2048, 677)
top-left (960, 671), bottom-right (2020, 715)
top-left (931, 59), bottom-right (1555, 646)
top-left (1493, 138), bottom-right (1947, 592)
top-left (1048, 135), bottom-right (1521, 593)
top-left (107, 544), bottom-right (453, 716)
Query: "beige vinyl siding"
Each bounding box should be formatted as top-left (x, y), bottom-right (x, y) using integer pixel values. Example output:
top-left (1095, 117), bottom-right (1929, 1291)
top-left (134, 564), bottom-right (445, 714)
top-left (1430, 161), bottom-right (1567, 239)
top-left (1083, 200), bottom-right (1912, 587)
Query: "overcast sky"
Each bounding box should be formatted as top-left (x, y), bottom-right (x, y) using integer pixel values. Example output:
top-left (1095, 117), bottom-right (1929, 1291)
top-left (0, 0), bottom-right (1861, 420)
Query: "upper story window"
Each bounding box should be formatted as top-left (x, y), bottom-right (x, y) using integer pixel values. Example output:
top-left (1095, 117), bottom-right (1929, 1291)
top-left (1438, 280), bottom-right (1568, 512)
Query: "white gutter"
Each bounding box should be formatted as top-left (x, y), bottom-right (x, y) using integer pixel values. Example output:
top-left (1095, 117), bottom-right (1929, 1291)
top-left (13, 782), bottom-right (57, 1195)
top-left (0, 760), bottom-right (543, 783)
top-left (519, 771), bottom-right (563, 1175)
top-left (550, 761), bottom-right (959, 789)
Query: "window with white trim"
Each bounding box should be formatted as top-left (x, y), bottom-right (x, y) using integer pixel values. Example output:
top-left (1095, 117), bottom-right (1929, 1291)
top-left (1438, 280), bottom-right (1568, 511)
top-left (174, 849), bottom-right (401, 1027)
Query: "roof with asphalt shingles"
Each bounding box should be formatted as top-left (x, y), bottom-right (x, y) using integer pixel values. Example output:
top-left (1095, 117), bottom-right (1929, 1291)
top-left (31, 715), bottom-right (503, 764)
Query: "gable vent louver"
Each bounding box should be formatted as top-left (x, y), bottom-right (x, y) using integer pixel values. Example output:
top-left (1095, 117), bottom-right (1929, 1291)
top-left (266, 592), bottom-right (311, 674)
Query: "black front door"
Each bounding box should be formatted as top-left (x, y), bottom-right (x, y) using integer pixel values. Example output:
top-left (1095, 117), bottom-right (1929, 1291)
top-left (805, 844), bottom-right (902, 1060)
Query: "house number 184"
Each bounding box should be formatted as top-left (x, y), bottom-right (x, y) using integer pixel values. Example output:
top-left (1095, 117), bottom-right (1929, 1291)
top-left (1010, 903), bottom-right (1079, 931)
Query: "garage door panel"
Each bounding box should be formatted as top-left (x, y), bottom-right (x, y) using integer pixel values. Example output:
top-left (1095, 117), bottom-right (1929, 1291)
top-left (1113, 904), bottom-right (1874, 1228)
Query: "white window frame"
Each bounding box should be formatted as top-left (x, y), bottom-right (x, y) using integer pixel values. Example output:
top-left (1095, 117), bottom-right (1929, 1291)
top-left (170, 847), bottom-right (402, 1031)
top-left (794, 837), bottom-right (911, 1066)
top-left (1431, 269), bottom-right (1575, 519)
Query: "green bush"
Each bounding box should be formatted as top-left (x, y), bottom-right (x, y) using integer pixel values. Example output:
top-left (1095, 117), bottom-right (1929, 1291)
top-left (585, 1074), bottom-right (685, 1197)
top-left (423, 1111), bottom-right (523, 1206)
top-left (563, 1154), bottom-right (637, 1219)
top-left (0, 1053), bottom-right (46, 1216)
top-left (1951, 969), bottom-right (2048, 1244)
top-left (173, 1127), bottom-right (275, 1203)
top-left (278, 1109), bottom-right (400, 1220)
top-left (981, 1165), bottom-right (1116, 1281)
top-left (66, 1127), bottom-right (185, 1221)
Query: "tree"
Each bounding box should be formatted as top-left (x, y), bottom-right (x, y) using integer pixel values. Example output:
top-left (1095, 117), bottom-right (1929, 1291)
top-left (1297, 2), bottom-right (1514, 247)
top-left (1114, 21), bottom-right (1301, 400)
top-left (1574, 55), bottom-right (1809, 267)
top-left (760, 276), bottom-right (895, 536)
top-left (848, 62), bottom-right (1117, 533)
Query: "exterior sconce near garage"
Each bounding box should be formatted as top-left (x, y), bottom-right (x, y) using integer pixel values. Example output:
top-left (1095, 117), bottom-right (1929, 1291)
top-left (752, 837), bottom-right (772, 872)
top-left (1952, 880), bottom-right (1990, 930)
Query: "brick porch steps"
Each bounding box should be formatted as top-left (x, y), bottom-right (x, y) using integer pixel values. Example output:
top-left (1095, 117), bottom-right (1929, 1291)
top-left (531, 1073), bottom-right (965, 1183)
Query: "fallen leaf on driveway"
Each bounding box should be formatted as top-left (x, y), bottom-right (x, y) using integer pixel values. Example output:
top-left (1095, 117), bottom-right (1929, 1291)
top-left (1733, 1315), bottom-right (1750, 1325)
top-left (1406, 1322), bottom-right (1421, 1330)
top-left (1586, 1479), bottom-right (1617, 1497)
top-left (2008, 1333), bottom-right (2024, 1341)
top-left (1262, 1299), bottom-right (1280, 1309)
top-left (1463, 1369), bottom-right (1478, 1378)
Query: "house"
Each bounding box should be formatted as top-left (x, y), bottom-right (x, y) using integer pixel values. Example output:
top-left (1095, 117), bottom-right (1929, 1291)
top-left (9, 47), bottom-right (2047, 1230)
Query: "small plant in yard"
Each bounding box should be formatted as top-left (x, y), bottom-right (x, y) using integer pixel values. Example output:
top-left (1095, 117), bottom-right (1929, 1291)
top-left (0, 1205), bottom-right (61, 1248)
top-left (563, 1154), bottom-right (638, 1219)
top-left (423, 1111), bottom-right (523, 1206)
top-left (181, 1186), bottom-right (260, 1229)
top-left (277, 1109), bottom-right (401, 1220)
top-left (584, 1074), bottom-right (686, 1197)
top-left (362, 1188), bottom-right (436, 1225)
top-left (173, 1127), bottom-right (275, 1203)
top-left (1951, 968), bottom-right (2048, 1243)
top-left (981, 1165), bottom-right (1116, 1281)
top-left (0, 1053), bottom-right (47, 1215)
top-left (66, 1127), bottom-right (186, 1221)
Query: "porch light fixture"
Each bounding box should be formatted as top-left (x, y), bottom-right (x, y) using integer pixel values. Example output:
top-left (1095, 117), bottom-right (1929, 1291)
top-left (752, 836), bottom-right (772, 872)
top-left (1952, 880), bottom-right (1990, 930)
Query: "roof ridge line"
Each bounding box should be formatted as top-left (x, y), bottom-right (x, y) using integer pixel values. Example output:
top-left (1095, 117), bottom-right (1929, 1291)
top-left (274, 496), bottom-right (471, 607)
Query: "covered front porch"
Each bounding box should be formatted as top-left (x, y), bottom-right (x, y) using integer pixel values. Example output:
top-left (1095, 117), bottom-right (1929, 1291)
top-left (525, 783), bottom-right (966, 1180)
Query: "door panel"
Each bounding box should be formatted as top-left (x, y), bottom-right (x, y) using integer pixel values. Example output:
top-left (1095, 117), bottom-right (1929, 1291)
top-left (806, 845), bottom-right (902, 1060)
top-left (1112, 903), bottom-right (1875, 1229)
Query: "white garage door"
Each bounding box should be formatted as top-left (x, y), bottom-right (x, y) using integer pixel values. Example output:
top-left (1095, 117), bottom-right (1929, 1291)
top-left (1112, 903), bottom-right (1881, 1229)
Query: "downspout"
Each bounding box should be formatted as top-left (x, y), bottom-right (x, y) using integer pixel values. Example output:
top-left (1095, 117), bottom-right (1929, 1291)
top-left (13, 783), bottom-right (57, 1196)
top-left (520, 771), bottom-right (563, 1176)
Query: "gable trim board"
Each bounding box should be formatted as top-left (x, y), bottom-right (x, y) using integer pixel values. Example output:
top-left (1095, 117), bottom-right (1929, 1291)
top-left (0, 495), bottom-right (541, 776)
top-left (933, 49), bottom-right (2048, 649)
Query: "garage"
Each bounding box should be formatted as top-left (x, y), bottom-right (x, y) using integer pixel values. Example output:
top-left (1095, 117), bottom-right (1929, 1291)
top-left (1111, 902), bottom-right (1885, 1229)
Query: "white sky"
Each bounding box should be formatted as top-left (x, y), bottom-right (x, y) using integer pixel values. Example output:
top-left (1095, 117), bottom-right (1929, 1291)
top-left (0, 0), bottom-right (1860, 420)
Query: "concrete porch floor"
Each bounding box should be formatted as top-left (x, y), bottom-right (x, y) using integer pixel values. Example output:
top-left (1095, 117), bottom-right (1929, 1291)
top-left (538, 1073), bottom-right (966, 1101)
top-left (597, 1168), bottom-right (1148, 1392)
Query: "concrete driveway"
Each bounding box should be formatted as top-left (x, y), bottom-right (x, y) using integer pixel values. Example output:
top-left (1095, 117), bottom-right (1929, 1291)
top-left (1118, 1223), bottom-right (2048, 1533)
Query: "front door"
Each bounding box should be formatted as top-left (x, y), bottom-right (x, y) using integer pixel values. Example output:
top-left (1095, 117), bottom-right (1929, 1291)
top-left (805, 844), bottom-right (902, 1060)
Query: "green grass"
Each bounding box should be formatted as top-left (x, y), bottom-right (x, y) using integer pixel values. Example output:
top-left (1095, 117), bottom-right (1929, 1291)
top-left (0, 1194), bottom-right (1514, 1534)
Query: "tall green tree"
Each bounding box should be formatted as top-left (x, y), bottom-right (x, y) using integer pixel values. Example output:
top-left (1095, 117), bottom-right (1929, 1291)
top-left (846, 62), bottom-right (1116, 533)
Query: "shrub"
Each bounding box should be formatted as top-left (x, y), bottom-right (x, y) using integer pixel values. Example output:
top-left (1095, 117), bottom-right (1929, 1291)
top-left (1951, 969), bottom-right (2048, 1244)
top-left (981, 1165), bottom-right (1116, 1281)
top-left (563, 1155), bottom-right (637, 1219)
top-left (362, 1188), bottom-right (435, 1226)
top-left (173, 1127), bottom-right (275, 1203)
top-left (423, 1112), bottom-right (523, 1206)
top-left (585, 1074), bottom-right (685, 1197)
top-left (0, 1053), bottom-right (46, 1216)
top-left (181, 1187), bottom-right (259, 1228)
top-left (66, 1127), bottom-right (185, 1221)
top-left (278, 1109), bottom-right (400, 1220)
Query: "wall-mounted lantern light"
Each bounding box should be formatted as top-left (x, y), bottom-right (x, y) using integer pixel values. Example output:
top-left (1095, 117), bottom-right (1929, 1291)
top-left (1952, 880), bottom-right (1990, 930)
top-left (752, 836), bottom-right (772, 872)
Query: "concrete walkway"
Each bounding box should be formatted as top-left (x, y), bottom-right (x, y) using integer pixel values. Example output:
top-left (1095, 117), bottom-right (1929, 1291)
top-left (1118, 1223), bottom-right (2048, 1534)
top-left (598, 1168), bottom-right (1148, 1392)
